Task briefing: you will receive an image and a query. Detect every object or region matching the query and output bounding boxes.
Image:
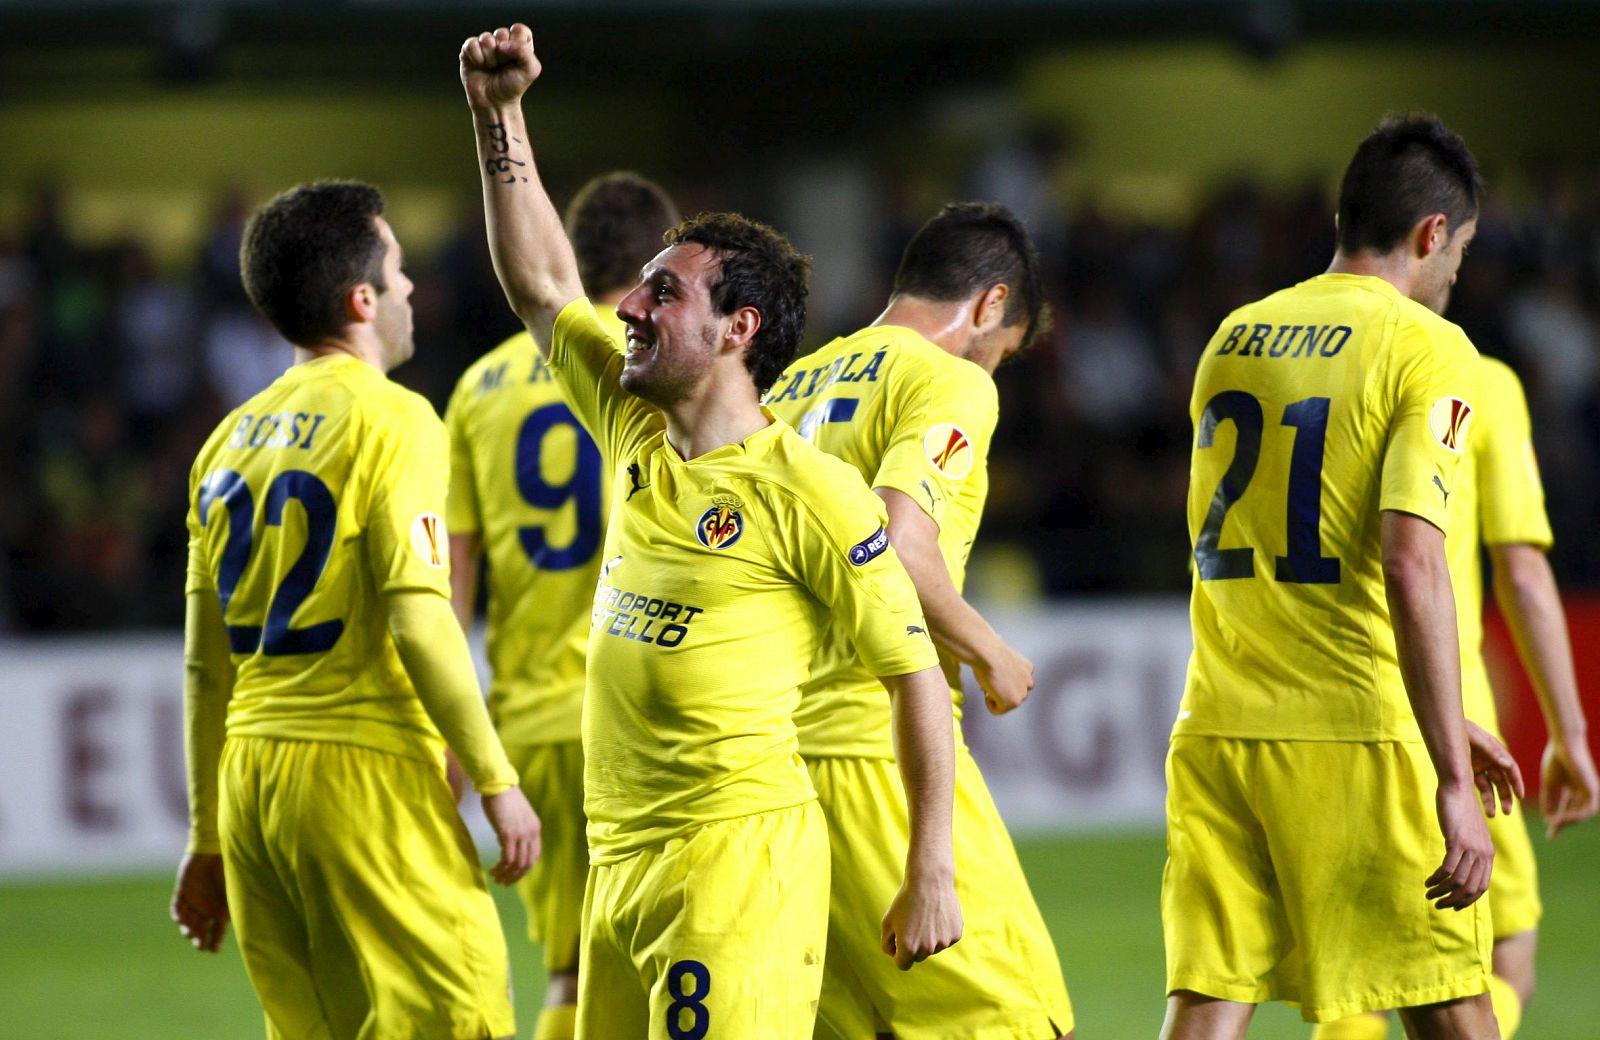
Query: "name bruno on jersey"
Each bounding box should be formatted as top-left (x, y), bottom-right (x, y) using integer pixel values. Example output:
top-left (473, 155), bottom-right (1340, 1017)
top-left (1214, 323), bottom-right (1354, 359)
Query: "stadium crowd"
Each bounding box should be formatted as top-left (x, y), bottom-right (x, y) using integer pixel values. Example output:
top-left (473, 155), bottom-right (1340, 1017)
top-left (5, 165), bottom-right (1600, 630)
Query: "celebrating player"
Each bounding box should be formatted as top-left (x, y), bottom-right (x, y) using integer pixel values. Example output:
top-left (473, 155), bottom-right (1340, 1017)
top-left (444, 171), bottom-right (680, 1040)
top-left (765, 202), bottom-right (1075, 1038)
top-left (170, 181), bottom-right (538, 1038)
top-left (1161, 116), bottom-right (1523, 1039)
top-left (461, 24), bottom-right (962, 1037)
top-left (1313, 355), bottom-right (1599, 1040)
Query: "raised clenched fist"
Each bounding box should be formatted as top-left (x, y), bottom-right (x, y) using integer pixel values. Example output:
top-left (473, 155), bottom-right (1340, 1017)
top-left (460, 23), bottom-right (541, 109)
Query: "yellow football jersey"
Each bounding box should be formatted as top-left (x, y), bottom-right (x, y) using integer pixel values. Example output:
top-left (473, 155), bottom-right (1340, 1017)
top-left (549, 299), bottom-right (939, 863)
top-left (765, 325), bottom-right (998, 758)
top-left (1178, 273), bottom-right (1479, 742)
top-left (185, 353), bottom-right (457, 764)
top-left (1446, 356), bottom-right (1554, 730)
top-left (444, 312), bottom-right (624, 747)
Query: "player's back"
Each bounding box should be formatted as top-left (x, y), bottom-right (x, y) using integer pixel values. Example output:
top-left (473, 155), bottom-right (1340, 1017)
top-left (185, 353), bottom-right (450, 762)
top-left (1179, 272), bottom-right (1478, 743)
top-left (765, 325), bottom-right (997, 756)
top-left (445, 324), bottom-right (618, 748)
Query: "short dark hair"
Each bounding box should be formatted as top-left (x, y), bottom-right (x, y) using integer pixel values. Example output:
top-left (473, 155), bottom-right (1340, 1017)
top-left (666, 212), bottom-right (810, 395)
top-left (891, 201), bottom-right (1050, 352)
top-left (564, 172), bottom-right (681, 298)
top-left (240, 180), bottom-right (388, 346)
top-left (1336, 114), bottom-right (1482, 255)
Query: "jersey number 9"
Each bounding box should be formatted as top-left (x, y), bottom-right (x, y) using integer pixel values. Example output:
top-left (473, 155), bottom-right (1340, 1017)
top-left (515, 403), bottom-right (603, 571)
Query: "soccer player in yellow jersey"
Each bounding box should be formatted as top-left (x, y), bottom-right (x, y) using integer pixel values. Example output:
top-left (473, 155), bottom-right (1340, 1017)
top-left (1313, 356), bottom-right (1598, 1040)
top-left (766, 202), bottom-right (1075, 1038)
top-left (462, 24), bottom-right (962, 1038)
top-left (169, 181), bottom-right (539, 1038)
top-left (445, 171), bottom-right (680, 1040)
top-left (1163, 117), bottom-right (1524, 1040)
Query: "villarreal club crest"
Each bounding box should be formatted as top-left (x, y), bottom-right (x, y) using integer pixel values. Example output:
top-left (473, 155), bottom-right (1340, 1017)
top-left (697, 495), bottom-right (745, 550)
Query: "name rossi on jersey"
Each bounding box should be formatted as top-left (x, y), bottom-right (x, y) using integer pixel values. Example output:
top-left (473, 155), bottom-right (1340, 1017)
top-left (592, 584), bottom-right (705, 649)
top-left (224, 411), bottom-right (329, 450)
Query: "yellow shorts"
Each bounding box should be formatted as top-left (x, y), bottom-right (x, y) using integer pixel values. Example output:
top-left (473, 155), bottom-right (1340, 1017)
top-left (506, 740), bottom-right (587, 975)
top-left (576, 801), bottom-right (828, 1040)
top-left (1486, 799), bottom-right (1542, 939)
top-left (1163, 736), bottom-right (1492, 1023)
top-left (219, 736), bottom-right (515, 1040)
top-left (808, 751), bottom-right (1073, 1040)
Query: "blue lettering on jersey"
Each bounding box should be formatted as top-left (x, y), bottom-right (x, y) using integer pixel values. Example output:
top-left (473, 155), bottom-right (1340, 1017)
top-left (1319, 325), bottom-right (1352, 357)
top-left (476, 362), bottom-right (508, 394)
top-left (592, 584), bottom-right (705, 648)
top-left (767, 348), bottom-right (888, 405)
top-left (1214, 324), bottom-right (1355, 361)
top-left (1215, 324), bottom-right (1246, 355)
top-left (768, 370), bottom-right (806, 404)
top-left (848, 526), bottom-right (889, 566)
top-left (227, 412), bottom-right (327, 450)
top-left (1266, 325), bottom-right (1299, 357)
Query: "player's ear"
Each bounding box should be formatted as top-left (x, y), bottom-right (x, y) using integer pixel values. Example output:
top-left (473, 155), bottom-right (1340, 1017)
top-left (975, 284), bottom-right (1010, 331)
top-left (346, 281), bottom-right (380, 324)
top-left (722, 305), bottom-right (762, 352)
top-left (1414, 213), bottom-right (1450, 260)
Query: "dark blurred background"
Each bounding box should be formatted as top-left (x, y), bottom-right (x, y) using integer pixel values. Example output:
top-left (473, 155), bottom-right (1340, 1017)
top-left (5, 0), bottom-right (1600, 630)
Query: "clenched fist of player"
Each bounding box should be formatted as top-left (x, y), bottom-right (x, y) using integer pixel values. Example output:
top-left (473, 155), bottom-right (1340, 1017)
top-left (459, 23), bottom-right (541, 109)
top-left (881, 869), bottom-right (963, 971)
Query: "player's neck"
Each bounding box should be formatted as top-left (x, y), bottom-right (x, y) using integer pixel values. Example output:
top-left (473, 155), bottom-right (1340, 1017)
top-left (1326, 250), bottom-right (1421, 301)
top-left (661, 386), bottom-right (771, 462)
top-left (872, 295), bottom-right (999, 372)
top-left (293, 330), bottom-right (389, 373)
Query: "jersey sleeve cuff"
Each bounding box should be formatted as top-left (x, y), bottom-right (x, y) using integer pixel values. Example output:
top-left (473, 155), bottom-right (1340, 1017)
top-left (186, 833), bottom-right (222, 856)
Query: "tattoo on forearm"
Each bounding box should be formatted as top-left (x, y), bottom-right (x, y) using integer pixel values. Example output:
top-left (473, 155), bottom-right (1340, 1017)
top-left (483, 122), bottom-right (529, 184)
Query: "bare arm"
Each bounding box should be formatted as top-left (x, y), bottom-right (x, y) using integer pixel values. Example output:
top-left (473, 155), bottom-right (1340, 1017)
top-left (1490, 542), bottom-right (1599, 836)
top-left (460, 24), bottom-right (585, 348)
top-left (1382, 509), bottom-right (1496, 908)
top-left (879, 488), bottom-right (1033, 714)
top-left (449, 533), bottom-right (482, 632)
top-left (877, 666), bottom-right (962, 969)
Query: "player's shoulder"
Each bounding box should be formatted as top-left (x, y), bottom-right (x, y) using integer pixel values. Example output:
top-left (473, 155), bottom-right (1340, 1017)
top-left (1476, 353), bottom-right (1525, 397)
top-left (447, 330), bottom-right (551, 414)
top-left (346, 371), bottom-right (443, 447)
top-left (797, 324), bottom-right (992, 401)
top-left (761, 422), bottom-right (879, 506)
top-left (1395, 292), bottom-right (1471, 344)
top-left (458, 330), bottom-right (540, 388)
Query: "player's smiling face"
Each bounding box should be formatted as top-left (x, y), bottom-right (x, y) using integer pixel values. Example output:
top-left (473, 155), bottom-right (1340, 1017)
top-left (615, 243), bottom-right (724, 405)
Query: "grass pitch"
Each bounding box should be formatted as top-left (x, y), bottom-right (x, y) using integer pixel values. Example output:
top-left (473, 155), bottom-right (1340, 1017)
top-left (3, 823), bottom-right (1596, 1038)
